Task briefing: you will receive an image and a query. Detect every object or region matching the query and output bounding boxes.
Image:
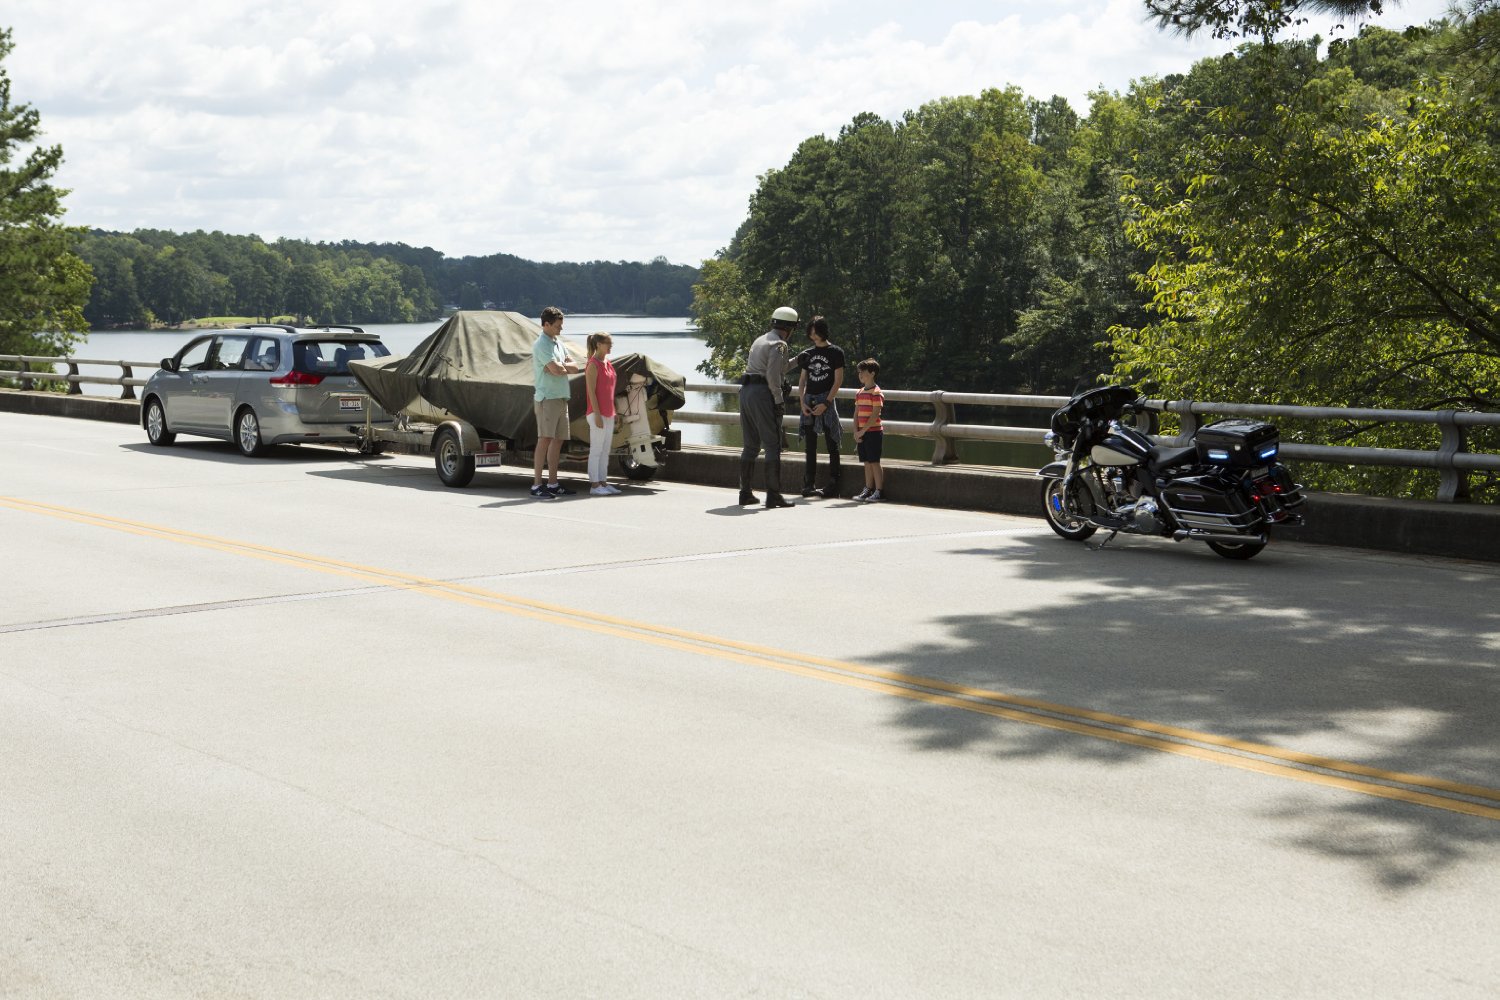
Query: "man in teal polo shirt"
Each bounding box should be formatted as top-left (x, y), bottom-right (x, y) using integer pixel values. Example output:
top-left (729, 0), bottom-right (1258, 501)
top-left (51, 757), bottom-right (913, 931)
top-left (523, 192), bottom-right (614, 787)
top-left (531, 306), bottom-right (580, 499)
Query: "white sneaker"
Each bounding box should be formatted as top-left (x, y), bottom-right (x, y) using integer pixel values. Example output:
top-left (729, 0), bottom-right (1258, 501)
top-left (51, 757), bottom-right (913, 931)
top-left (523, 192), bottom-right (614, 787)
top-left (590, 486), bottom-right (611, 496)
top-left (604, 484), bottom-right (623, 494)
top-left (865, 490), bottom-right (884, 503)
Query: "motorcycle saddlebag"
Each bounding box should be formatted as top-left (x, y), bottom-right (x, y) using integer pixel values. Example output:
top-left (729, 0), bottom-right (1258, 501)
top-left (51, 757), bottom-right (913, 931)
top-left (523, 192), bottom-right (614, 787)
top-left (1196, 419), bottom-right (1280, 468)
top-left (1160, 472), bottom-right (1262, 532)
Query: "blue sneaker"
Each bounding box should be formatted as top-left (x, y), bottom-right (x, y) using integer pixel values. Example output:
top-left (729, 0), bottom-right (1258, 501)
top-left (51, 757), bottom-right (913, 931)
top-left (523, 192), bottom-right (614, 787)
top-left (529, 485), bottom-right (556, 500)
top-left (545, 483), bottom-right (575, 496)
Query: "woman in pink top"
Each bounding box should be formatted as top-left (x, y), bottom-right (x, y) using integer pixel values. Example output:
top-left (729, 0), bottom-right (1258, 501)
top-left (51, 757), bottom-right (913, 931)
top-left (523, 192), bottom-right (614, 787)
top-left (585, 333), bottom-right (620, 495)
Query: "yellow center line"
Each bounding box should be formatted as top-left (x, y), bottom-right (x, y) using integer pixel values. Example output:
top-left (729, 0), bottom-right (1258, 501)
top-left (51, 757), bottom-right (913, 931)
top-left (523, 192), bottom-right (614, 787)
top-left (6, 494), bottom-right (1499, 822)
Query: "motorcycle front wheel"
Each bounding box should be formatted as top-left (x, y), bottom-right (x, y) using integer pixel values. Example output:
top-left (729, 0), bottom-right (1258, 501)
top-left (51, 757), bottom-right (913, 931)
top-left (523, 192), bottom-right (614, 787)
top-left (1041, 477), bottom-right (1097, 541)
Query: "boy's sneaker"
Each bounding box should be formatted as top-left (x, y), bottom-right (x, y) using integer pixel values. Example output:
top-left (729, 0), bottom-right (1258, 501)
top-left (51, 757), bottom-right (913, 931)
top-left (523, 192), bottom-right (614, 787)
top-left (864, 490), bottom-right (884, 503)
top-left (604, 484), bottom-right (623, 494)
top-left (589, 486), bottom-right (611, 496)
top-left (852, 488), bottom-right (871, 502)
top-left (529, 485), bottom-right (556, 500)
top-left (545, 483), bottom-right (575, 496)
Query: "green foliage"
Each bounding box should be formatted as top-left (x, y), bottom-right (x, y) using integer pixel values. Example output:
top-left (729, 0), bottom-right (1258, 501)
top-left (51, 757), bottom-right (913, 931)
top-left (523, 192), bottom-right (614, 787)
top-left (690, 258), bottom-right (789, 380)
top-left (1112, 22), bottom-right (1500, 500)
top-left (694, 90), bottom-right (1143, 392)
top-left (0, 27), bottom-right (91, 359)
top-left (77, 230), bottom-right (699, 328)
top-left (1143, 0), bottom-right (1389, 43)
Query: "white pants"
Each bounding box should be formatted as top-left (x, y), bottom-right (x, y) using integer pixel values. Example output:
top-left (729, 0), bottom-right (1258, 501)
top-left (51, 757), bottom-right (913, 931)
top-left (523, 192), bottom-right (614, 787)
top-left (588, 415), bottom-right (615, 482)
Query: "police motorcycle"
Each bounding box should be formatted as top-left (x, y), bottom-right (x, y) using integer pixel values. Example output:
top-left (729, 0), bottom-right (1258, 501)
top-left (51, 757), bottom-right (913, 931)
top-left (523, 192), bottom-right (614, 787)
top-left (1037, 385), bottom-right (1305, 560)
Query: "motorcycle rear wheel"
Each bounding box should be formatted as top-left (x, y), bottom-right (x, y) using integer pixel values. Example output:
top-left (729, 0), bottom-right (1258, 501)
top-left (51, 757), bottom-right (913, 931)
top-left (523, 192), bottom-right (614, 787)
top-left (1207, 539), bottom-right (1265, 560)
top-left (1042, 478), bottom-right (1097, 541)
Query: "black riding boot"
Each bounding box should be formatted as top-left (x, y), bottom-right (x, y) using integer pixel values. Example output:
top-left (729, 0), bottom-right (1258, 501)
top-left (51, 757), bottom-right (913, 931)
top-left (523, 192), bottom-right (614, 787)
top-left (738, 460), bottom-right (759, 505)
top-left (764, 456), bottom-right (792, 509)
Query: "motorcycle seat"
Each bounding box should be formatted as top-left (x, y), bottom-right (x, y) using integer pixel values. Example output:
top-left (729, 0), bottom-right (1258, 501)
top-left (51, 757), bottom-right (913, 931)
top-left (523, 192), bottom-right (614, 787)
top-left (1147, 443), bottom-right (1198, 474)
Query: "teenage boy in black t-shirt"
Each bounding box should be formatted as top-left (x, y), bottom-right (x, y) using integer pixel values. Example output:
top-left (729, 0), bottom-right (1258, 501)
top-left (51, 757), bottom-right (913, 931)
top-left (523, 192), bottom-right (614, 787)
top-left (794, 316), bottom-right (846, 498)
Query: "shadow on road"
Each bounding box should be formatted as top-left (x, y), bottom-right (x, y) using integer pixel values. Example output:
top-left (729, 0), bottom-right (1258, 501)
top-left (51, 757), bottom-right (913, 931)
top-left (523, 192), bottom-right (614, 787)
top-left (871, 532), bottom-right (1500, 889)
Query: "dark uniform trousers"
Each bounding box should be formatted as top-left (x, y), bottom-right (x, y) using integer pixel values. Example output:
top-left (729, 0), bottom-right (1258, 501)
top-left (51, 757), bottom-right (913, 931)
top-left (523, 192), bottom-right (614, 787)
top-left (739, 378), bottom-right (783, 496)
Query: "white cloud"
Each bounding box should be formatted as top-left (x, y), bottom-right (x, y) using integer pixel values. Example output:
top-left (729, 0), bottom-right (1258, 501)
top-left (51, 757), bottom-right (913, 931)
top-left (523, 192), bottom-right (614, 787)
top-left (7, 0), bottom-right (1458, 264)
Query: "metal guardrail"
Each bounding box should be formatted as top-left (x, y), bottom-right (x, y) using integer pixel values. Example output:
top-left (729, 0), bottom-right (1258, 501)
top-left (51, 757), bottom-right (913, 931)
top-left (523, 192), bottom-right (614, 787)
top-left (681, 382), bottom-right (1500, 503)
top-left (5, 357), bottom-right (1498, 502)
top-left (0, 354), bottom-right (149, 401)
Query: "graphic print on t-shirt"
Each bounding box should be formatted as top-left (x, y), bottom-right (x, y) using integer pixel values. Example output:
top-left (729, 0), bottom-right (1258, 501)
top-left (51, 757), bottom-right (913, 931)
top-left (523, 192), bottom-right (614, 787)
top-left (796, 344), bottom-right (846, 396)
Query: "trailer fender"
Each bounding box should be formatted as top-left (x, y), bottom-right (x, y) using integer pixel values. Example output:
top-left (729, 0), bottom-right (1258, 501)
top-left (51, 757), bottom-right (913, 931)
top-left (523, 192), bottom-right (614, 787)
top-left (436, 418), bottom-right (484, 455)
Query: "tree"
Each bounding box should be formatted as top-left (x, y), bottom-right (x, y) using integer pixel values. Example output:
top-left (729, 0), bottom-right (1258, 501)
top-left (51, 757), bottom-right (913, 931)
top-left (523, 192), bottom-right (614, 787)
top-left (1144, 0), bottom-right (1391, 42)
top-left (1112, 63), bottom-right (1500, 498)
top-left (284, 261), bottom-right (331, 324)
top-left (0, 27), bottom-right (91, 358)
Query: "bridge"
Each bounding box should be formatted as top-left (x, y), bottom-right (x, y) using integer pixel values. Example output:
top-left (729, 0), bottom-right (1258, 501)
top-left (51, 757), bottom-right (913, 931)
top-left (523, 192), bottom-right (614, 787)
top-left (2, 406), bottom-right (1499, 997)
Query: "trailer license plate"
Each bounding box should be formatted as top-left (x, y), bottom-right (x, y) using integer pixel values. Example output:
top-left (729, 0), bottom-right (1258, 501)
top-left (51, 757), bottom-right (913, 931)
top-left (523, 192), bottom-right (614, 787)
top-left (338, 396), bottom-right (363, 411)
top-left (475, 453), bottom-right (502, 467)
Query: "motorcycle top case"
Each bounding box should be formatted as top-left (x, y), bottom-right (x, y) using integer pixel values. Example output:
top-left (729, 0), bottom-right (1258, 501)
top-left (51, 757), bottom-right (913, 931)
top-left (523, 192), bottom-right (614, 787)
top-left (1195, 419), bottom-right (1280, 468)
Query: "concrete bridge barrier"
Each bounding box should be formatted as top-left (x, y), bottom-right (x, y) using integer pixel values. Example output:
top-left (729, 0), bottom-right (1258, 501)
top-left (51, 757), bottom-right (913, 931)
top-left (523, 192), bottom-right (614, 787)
top-left (5, 387), bottom-right (1498, 563)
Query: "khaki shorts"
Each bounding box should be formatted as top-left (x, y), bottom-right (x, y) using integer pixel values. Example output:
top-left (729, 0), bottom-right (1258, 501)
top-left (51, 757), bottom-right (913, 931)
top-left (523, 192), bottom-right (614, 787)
top-left (534, 397), bottom-right (570, 440)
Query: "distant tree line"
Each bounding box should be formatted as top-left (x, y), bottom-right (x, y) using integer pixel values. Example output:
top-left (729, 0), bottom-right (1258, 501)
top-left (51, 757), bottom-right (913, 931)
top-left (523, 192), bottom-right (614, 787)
top-left (78, 230), bottom-right (700, 329)
top-left (695, 2), bottom-right (1498, 499)
top-left (351, 242), bottom-right (699, 318)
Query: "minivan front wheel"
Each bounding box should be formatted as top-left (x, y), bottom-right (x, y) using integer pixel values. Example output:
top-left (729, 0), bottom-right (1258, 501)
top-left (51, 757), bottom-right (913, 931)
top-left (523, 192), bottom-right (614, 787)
top-left (145, 398), bottom-right (175, 446)
top-left (236, 407), bottom-right (268, 457)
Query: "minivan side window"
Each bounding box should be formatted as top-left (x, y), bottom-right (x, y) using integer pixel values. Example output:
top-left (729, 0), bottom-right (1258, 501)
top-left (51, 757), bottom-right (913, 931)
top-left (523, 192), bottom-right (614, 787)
top-left (178, 339), bottom-right (213, 371)
top-left (213, 336), bottom-right (251, 370)
top-left (246, 337), bottom-right (281, 372)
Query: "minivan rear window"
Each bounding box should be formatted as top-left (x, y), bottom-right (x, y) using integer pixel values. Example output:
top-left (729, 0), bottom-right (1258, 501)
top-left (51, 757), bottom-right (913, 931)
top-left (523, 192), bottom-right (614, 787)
top-left (293, 340), bottom-right (391, 376)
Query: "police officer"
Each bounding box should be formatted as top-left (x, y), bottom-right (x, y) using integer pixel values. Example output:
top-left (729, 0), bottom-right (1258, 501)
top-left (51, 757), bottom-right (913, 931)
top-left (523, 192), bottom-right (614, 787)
top-left (738, 306), bottom-right (798, 509)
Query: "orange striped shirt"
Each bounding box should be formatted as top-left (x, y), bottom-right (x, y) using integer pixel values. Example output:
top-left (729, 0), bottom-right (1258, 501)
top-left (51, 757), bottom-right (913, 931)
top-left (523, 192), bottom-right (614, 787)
top-left (855, 385), bottom-right (883, 432)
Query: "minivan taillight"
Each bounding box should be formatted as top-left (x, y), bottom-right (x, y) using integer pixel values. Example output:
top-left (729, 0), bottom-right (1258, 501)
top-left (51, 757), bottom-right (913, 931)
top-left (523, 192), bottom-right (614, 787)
top-left (269, 371), bottom-right (324, 386)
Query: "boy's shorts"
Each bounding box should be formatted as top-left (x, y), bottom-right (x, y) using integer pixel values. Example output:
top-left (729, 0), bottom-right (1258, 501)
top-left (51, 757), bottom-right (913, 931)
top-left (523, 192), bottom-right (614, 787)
top-left (534, 398), bottom-right (570, 440)
top-left (857, 430), bottom-right (884, 463)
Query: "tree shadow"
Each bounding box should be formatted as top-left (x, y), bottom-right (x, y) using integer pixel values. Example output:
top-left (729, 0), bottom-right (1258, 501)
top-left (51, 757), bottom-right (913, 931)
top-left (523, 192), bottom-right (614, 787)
top-left (870, 533), bottom-right (1500, 889)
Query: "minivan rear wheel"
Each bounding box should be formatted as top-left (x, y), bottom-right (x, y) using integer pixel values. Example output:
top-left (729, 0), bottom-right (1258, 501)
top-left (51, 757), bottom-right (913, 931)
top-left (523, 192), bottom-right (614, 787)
top-left (236, 407), bottom-right (268, 457)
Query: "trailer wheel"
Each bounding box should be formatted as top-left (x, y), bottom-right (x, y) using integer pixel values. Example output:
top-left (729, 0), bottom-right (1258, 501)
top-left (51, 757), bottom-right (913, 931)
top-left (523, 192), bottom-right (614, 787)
top-left (434, 428), bottom-right (476, 488)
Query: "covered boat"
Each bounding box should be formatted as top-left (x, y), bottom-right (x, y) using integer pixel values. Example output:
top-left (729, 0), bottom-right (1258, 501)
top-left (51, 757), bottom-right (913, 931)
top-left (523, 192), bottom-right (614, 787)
top-left (349, 310), bottom-right (686, 457)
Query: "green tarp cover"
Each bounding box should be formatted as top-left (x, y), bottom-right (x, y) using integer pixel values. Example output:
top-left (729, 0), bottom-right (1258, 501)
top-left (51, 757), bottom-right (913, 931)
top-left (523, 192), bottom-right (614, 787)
top-left (349, 310), bottom-right (687, 448)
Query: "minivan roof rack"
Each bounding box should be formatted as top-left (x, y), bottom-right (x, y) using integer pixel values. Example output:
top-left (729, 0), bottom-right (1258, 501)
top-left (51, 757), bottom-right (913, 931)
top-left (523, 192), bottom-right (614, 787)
top-left (318, 325), bottom-right (367, 334)
top-left (246, 324), bottom-right (298, 333)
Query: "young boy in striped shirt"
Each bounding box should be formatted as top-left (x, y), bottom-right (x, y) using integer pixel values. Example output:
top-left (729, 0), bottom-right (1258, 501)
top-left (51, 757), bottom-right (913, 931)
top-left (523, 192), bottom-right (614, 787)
top-left (853, 358), bottom-right (885, 502)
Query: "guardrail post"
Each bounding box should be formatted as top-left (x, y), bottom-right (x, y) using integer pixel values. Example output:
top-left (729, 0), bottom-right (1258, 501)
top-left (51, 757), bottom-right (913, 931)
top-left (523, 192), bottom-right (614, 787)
top-left (16, 357), bottom-right (35, 391)
top-left (1178, 404), bottom-right (1199, 442)
top-left (120, 364), bottom-right (136, 401)
top-left (929, 391), bottom-right (958, 464)
top-left (1435, 410), bottom-right (1469, 503)
top-left (66, 360), bottom-right (82, 395)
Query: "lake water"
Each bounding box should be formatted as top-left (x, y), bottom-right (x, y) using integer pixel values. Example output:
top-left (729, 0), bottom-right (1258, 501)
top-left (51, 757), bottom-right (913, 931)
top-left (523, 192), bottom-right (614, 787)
top-left (73, 316), bottom-right (1049, 466)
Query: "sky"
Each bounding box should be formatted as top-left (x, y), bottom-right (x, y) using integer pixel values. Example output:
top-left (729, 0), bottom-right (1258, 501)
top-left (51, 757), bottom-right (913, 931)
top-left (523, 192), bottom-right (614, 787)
top-left (7, 0), bottom-right (1457, 266)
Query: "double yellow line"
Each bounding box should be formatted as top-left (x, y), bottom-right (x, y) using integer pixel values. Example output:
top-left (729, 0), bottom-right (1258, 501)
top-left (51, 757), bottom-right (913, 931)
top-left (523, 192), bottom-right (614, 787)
top-left (5, 494), bottom-right (1499, 822)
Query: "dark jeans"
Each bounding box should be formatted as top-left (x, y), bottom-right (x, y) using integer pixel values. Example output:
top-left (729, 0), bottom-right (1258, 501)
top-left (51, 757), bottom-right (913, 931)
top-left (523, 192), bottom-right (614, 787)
top-left (803, 434), bottom-right (841, 488)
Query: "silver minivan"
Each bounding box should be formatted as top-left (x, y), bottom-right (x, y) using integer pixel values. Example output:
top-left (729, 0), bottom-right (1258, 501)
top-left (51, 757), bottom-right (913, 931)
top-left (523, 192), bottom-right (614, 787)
top-left (141, 325), bottom-right (393, 456)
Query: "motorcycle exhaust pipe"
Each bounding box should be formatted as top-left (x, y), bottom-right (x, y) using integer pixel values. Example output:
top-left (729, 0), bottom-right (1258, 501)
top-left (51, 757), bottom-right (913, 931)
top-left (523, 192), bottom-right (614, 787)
top-left (1171, 529), bottom-right (1268, 545)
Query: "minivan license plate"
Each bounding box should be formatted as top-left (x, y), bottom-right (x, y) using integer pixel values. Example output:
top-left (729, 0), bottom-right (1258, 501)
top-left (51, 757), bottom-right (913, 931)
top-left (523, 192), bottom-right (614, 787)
top-left (338, 396), bottom-right (363, 411)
